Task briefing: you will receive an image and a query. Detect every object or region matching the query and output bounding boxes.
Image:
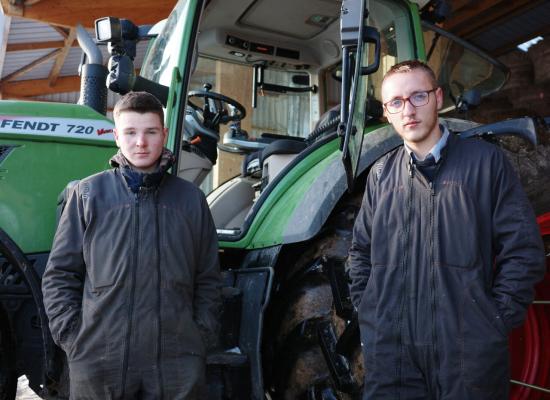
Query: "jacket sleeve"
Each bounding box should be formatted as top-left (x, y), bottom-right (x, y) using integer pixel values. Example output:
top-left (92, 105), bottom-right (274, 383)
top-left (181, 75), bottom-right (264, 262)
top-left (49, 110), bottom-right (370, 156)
top-left (347, 169), bottom-right (377, 309)
top-left (491, 149), bottom-right (545, 331)
top-left (193, 192), bottom-right (222, 349)
top-left (41, 183), bottom-right (86, 350)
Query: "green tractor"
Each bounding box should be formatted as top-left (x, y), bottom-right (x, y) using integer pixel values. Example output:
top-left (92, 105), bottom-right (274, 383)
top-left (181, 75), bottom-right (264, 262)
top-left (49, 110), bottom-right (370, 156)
top-left (1, 0), bottom-right (549, 398)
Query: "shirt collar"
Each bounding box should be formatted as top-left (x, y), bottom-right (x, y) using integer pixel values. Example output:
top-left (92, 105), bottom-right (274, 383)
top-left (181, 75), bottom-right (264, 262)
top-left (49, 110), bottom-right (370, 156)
top-left (404, 124), bottom-right (449, 163)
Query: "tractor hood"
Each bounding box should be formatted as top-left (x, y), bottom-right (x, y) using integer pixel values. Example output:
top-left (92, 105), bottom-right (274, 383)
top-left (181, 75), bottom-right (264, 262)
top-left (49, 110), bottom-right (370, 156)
top-left (0, 101), bottom-right (115, 145)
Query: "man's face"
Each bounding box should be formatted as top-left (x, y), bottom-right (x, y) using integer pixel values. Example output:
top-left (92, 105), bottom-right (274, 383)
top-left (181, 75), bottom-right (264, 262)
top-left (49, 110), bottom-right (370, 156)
top-left (114, 111), bottom-right (168, 173)
top-left (381, 69), bottom-right (443, 149)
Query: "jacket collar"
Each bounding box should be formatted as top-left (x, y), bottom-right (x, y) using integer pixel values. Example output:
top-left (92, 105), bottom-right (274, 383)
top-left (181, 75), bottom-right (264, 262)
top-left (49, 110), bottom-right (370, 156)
top-left (109, 148), bottom-right (176, 193)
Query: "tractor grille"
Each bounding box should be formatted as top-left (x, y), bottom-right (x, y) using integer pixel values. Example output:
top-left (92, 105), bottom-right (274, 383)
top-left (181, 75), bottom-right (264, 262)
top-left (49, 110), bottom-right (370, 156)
top-left (0, 144), bottom-right (19, 165)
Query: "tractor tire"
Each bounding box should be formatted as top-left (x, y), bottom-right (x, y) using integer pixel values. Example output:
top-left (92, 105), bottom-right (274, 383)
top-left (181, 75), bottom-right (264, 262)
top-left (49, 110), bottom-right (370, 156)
top-left (497, 127), bottom-right (550, 400)
top-left (267, 193), bottom-right (365, 400)
top-left (495, 127), bottom-right (550, 216)
top-left (0, 322), bottom-right (16, 400)
top-left (267, 128), bottom-right (550, 400)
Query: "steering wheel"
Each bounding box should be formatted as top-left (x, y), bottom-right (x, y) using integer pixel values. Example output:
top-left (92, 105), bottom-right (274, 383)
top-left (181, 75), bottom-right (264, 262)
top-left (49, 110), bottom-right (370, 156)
top-left (187, 83), bottom-right (246, 127)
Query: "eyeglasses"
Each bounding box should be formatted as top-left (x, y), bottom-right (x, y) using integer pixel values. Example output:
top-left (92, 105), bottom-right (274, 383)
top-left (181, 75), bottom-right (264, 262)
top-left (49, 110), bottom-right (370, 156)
top-left (383, 88), bottom-right (438, 114)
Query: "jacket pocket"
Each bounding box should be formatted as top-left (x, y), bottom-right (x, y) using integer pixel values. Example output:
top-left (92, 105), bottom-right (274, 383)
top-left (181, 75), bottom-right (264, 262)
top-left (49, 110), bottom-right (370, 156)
top-left (462, 284), bottom-right (510, 391)
top-left (60, 316), bottom-right (82, 360)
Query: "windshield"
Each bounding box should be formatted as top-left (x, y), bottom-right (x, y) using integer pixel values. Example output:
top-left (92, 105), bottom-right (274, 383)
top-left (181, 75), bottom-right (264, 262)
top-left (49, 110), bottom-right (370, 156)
top-left (141, 0), bottom-right (190, 86)
top-left (189, 56), bottom-right (312, 192)
top-left (422, 22), bottom-right (509, 113)
top-left (189, 57), bottom-right (311, 138)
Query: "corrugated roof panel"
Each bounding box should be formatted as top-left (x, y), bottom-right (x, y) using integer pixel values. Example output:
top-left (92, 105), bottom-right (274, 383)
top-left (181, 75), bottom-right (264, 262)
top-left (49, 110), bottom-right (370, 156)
top-left (12, 58), bottom-right (56, 81)
top-left (470, 2), bottom-right (550, 52)
top-left (7, 17), bottom-right (63, 43)
top-left (59, 47), bottom-right (85, 76)
top-left (1, 49), bottom-right (54, 78)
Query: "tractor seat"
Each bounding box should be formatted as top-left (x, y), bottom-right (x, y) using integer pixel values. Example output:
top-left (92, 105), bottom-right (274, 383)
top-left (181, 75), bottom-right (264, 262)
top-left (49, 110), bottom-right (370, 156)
top-left (260, 139), bottom-right (307, 187)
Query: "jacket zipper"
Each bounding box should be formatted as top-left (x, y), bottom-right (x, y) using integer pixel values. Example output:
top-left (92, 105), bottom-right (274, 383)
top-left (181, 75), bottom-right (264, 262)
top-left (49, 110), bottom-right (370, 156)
top-left (429, 156), bottom-right (445, 397)
top-left (397, 158), bottom-right (415, 398)
top-left (121, 190), bottom-right (140, 397)
top-left (428, 180), bottom-right (440, 398)
top-left (155, 192), bottom-right (164, 399)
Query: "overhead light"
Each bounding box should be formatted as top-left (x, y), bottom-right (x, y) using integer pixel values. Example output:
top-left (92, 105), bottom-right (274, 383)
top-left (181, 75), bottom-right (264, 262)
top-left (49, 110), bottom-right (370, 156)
top-left (230, 51), bottom-right (245, 57)
top-left (306, 14), bottom-right (335, 28)
top-left (517, 36), bottom-right (543, 52)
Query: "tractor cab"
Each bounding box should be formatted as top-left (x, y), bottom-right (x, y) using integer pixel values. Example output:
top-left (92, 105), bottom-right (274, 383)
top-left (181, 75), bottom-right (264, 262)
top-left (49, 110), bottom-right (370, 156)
top-left (95, 0), bottom-right (513, 240)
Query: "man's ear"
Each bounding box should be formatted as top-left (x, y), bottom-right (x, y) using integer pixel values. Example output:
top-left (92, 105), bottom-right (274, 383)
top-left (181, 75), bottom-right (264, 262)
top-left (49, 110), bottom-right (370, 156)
top-left (435, 87), bottom-right (444, 110)
top-left (113, 129), bottom-right (121, 148)
top-left (162, 127), bottom-right (168, 145)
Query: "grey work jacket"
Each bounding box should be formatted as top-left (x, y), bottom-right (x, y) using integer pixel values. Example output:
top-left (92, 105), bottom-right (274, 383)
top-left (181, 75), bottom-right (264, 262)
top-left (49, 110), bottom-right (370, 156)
top-left (42, 165), bottom-right (221, 386)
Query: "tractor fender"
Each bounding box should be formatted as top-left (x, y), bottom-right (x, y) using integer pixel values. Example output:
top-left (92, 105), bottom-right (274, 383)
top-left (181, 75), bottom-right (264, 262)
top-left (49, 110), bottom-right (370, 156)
top-left (281, 125), bottom-right (402, 244)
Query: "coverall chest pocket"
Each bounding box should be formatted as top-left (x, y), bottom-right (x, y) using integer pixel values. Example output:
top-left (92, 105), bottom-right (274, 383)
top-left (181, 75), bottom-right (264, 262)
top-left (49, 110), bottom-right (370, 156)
top-left (436, 185), bottom-right (480, 268)
top-left (370, 190), bottom-right (406, 268)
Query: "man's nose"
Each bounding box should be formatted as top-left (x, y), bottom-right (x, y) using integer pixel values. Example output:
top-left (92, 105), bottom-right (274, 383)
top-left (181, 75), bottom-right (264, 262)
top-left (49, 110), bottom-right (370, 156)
top-left (136, 134), bottom-right (147, 147)
top-left (402, 99), bottom-right (416, 116)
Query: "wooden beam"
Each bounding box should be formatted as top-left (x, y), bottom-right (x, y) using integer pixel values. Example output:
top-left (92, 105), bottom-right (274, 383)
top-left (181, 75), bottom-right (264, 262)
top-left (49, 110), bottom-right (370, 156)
top-left (0, 13), bottom-right (11, 79)
top-left (51, 24), bottom-right (69, 38)
top-left (48, 26), bottom-right (75, 86)
top-left (0, 0), bottom-right (23, 16)
top-left (2, 0), bottom-right (177, 28)
top-left (0, 74), bottom-right (80, 96)
top-left (0, 48), bottom-right (61, 82)
top-left (446, 0), bottom-right (544, 39)
top-left (6, 39), bottom-right (78, 51)
top-left (491, 25), bottom-right (550, 57)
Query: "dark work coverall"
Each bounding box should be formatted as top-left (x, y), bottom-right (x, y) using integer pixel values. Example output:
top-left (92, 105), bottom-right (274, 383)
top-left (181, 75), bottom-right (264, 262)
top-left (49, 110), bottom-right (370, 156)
top-left (42, 150), bottom-right (221, 399)
top-left (348, 133), bottom-right (545, 399)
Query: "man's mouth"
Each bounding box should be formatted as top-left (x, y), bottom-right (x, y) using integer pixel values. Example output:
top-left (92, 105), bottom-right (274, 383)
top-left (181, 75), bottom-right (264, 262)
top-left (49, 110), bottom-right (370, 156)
top-left (404, 120), bottom-right (420, 128)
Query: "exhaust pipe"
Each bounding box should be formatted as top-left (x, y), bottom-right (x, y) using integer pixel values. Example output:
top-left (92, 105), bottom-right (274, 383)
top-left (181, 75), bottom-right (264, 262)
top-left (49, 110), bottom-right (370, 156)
top-left (76, 24), bottom-right (108, 115)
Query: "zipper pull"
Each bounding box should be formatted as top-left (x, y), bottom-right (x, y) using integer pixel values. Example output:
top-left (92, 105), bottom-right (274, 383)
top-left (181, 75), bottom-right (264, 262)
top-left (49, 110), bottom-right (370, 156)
top-left (408, 161), bottom-right (415, 178)
top-left (429, 181), bottom-right (435, 196)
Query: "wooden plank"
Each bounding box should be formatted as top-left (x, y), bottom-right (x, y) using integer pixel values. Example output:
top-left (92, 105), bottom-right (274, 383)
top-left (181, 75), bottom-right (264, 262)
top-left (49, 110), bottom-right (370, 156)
top-left (51, 25), bottom-right (69, 38)
top-left (446, 0), bottom-right (543, 38)
top-left (6, 40), bottom-right (74, 52)
top-left (0, 13), bottom-right (10, 99)
top-left (0, 13), bottom-right (10, 75)
top-left (0, 48), bottom-right (61, 82)
top-left (0, 0), bottom-right (23, 16)
top-left (48, 26), bottom-right (76, 86)
top-left (3, 0), bottom-right (177, 28)
top-left (0, 74), bottom-right (80, 96)
top-left (491, 24), bottom-right (550, 56)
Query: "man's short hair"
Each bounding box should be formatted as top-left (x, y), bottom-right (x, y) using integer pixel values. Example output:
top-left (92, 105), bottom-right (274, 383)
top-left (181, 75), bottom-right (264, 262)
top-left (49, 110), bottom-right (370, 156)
top-left (382, 60), bottom-right (438, 89)
top-left (113, 91), bottom-right (164, 125)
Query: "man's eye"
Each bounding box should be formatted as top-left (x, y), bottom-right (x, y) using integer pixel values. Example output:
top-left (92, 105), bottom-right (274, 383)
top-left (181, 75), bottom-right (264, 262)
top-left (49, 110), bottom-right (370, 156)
top-left (389, 99), bottom-right (403, 108)
top-left (412, 92), bottom-right (428, 102)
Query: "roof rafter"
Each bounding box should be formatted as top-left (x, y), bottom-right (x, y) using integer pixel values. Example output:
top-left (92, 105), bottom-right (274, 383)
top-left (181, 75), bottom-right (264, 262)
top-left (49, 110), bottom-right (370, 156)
top-left (6, 39), bottom-right (78, 51)
top-left (0, 48), bottom-right (61, 82)
top-left (446, 0), bottom-right (545, 39)
top-left (1, 0), bottom-right (177, 28)
top-left (48, 26), bottom-right (76, 86)
top-left (0, 13), bottom-right (11, 84)
top-left (0, 74), bottom-right (80, 97)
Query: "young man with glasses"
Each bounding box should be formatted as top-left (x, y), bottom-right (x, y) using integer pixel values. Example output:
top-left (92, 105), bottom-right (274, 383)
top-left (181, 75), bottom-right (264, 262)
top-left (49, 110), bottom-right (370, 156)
top-left (348, 60), bottom-right (544, 399)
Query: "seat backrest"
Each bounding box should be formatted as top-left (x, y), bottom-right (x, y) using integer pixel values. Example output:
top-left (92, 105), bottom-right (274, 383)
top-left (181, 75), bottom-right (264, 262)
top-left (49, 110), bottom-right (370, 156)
top-left (260, 139), bottom-right (307, 187)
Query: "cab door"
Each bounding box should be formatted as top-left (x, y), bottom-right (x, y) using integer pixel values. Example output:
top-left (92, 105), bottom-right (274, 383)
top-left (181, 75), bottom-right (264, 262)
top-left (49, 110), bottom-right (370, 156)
top-left (139, 0), bottom-right (205, 165)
